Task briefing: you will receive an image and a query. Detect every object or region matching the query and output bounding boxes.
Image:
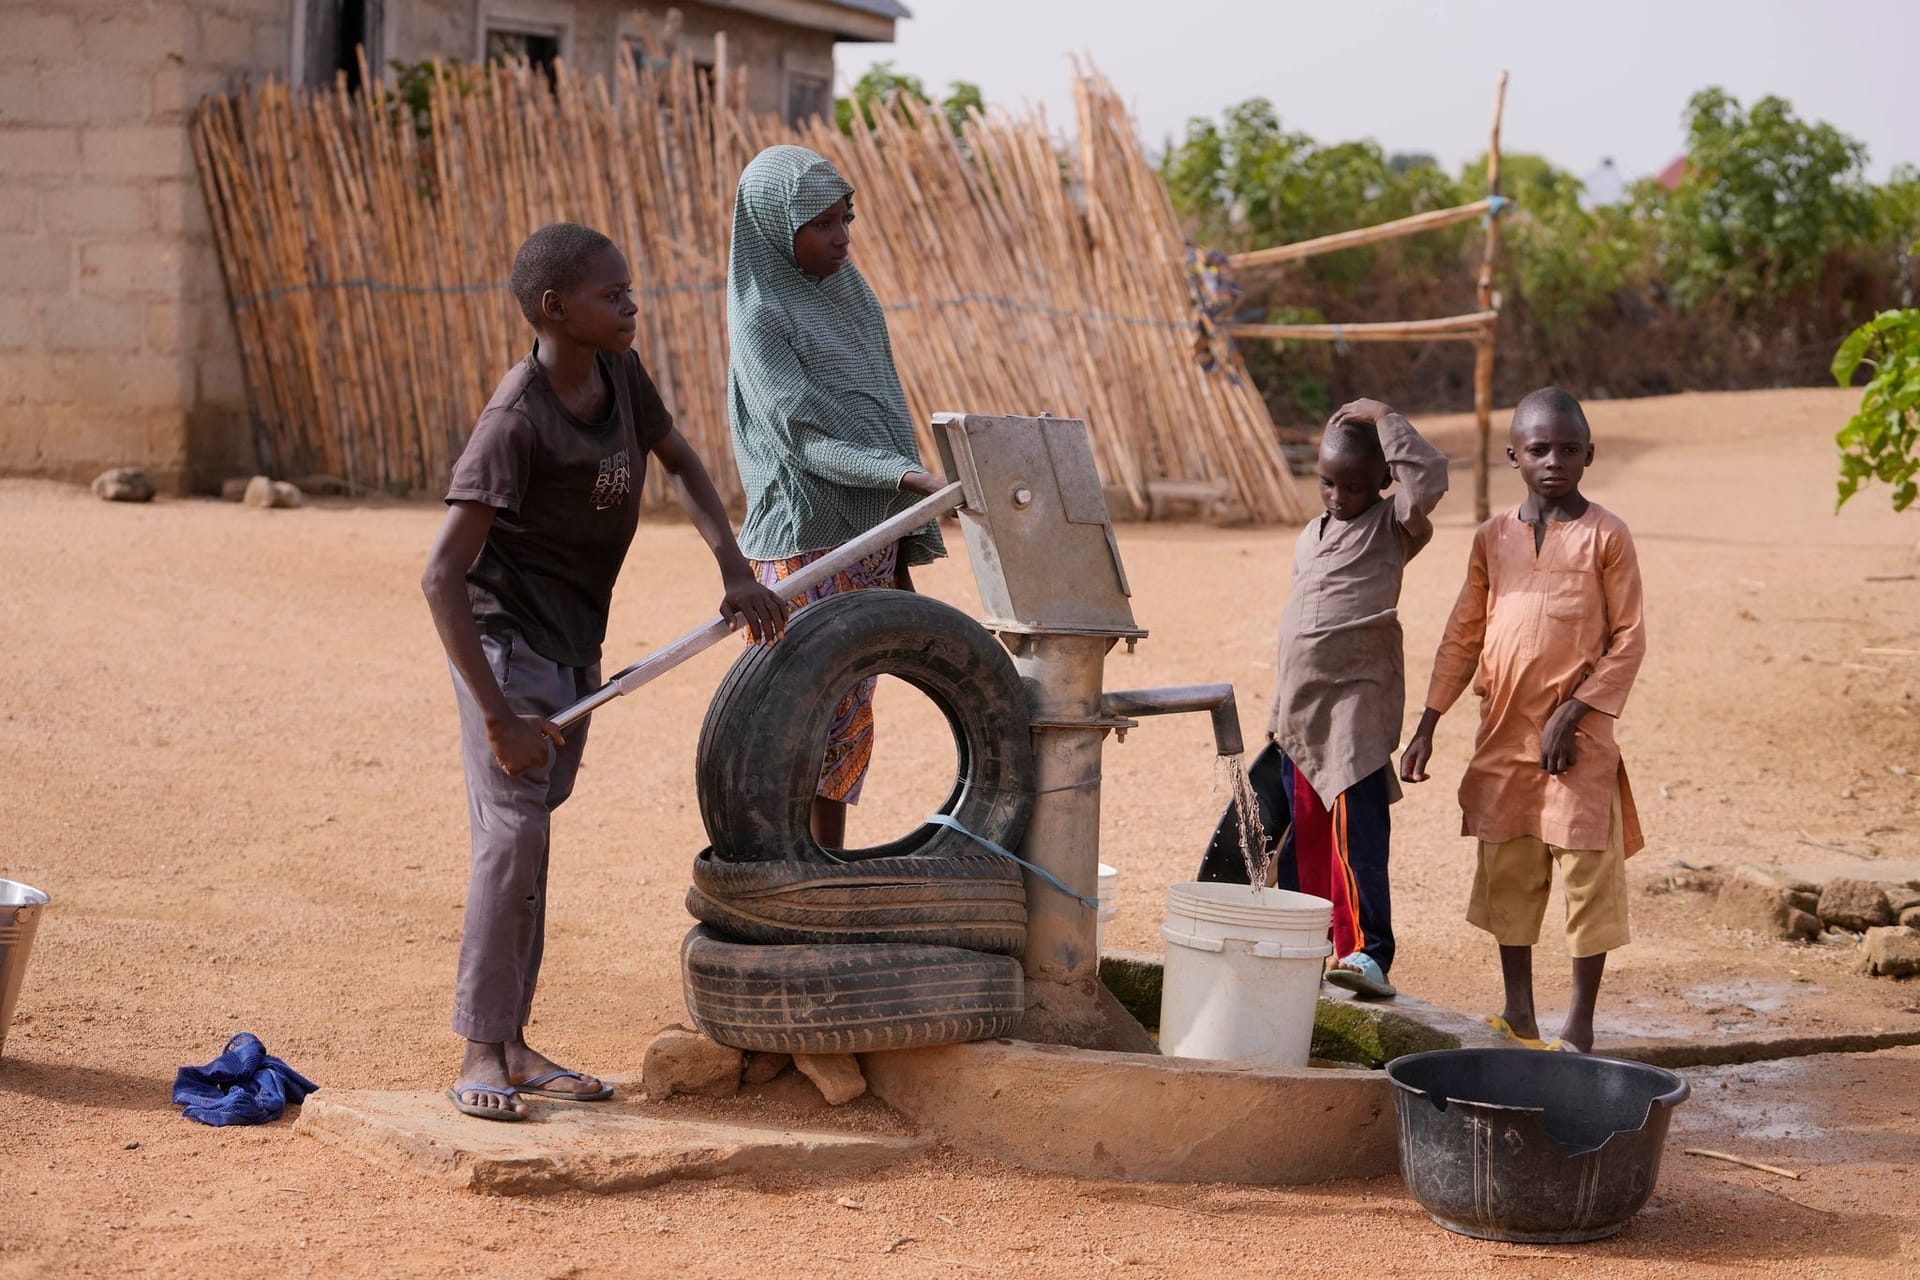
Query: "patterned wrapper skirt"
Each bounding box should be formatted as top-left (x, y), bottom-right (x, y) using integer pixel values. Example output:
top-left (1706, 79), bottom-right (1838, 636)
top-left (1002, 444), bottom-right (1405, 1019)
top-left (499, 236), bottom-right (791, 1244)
top-left (750, 541), bottom-right (899, 804)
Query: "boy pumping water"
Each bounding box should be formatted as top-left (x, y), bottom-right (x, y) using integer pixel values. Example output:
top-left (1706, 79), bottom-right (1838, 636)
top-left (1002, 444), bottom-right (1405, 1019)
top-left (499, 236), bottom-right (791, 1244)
top-left (422, 223), bottom-right (787, 1119)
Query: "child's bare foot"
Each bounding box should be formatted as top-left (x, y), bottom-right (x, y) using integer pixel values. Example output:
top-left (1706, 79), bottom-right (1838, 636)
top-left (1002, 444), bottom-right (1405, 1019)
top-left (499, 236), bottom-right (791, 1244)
top-left (506, 1037), bottom-right (609, 1099)
top-left (453, 1041), bottom-right (531, 1118)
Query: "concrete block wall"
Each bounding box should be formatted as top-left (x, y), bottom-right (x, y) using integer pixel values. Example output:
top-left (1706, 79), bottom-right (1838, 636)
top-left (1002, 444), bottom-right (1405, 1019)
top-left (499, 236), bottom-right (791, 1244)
top-left (0, 0), bottom-right (860, 492)
top-left (0, 0), bottom-right (289, 492)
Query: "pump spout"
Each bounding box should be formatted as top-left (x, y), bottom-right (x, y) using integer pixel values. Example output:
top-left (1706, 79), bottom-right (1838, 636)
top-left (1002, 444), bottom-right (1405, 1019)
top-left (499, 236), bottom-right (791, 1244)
top-left (1099, 683), bottom-right (1244, 757)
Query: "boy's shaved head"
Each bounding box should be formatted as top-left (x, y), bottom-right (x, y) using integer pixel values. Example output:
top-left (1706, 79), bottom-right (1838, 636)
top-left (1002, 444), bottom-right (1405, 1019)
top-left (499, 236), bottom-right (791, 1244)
top-left (511, 222), bottom-right (618, 324)
top-left (1506, 384), bottom-right (1595, 504)
top-left (1322, 422), bottom-right (1387, 472)
top-left (1316, 422), bottom-right (1390, 520)
top-left (1511, 385), bottom-right (1590, 441)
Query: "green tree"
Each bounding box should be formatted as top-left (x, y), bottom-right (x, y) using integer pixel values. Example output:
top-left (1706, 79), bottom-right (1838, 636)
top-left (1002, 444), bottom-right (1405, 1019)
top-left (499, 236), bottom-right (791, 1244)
top-left (940, 80), bottom-right (985, 137)
top-left (1458, 152), bottom-right (1657, 340)
top-left (1835, 266), bottom-right (1920, 511)
top-left (1657, 88), bottom-right (1874, 309)
top-left (1160, 98), bottom-right (1466, 258)
top-left (1461, 152), bottom-right (1581, 217)
top-left (1870, 165), bottom-right (1920, 300)
top-left (834, 61), bottom-right (983, 140)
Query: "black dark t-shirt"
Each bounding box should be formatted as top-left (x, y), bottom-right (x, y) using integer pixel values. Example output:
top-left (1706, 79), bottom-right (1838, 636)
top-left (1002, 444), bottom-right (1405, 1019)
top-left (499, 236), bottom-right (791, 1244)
top-left (446, 346), bottom-right (674, 667)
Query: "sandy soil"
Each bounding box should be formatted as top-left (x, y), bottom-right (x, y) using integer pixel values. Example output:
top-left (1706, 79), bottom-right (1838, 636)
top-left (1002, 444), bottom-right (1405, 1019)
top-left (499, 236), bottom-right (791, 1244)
top-left (4, 386), bottom-right (1920, 1276)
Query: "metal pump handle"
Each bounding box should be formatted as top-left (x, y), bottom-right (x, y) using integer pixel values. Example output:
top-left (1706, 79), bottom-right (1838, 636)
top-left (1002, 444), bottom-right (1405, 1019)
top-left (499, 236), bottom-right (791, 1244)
top-left (550, 482), bottom-right (965, 729)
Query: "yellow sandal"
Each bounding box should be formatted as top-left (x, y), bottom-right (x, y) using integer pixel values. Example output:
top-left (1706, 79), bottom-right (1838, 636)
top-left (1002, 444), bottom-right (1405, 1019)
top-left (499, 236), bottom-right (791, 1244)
top-left (1485, 1014), bottom-right (1549, 1050)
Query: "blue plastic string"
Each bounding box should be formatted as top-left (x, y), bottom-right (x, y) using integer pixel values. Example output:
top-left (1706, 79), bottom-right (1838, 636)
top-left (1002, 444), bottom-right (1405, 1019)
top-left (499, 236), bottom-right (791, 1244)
top-left (230, 278), bottom-right (1190, 333)
top-left (926, 814), bottom-right (1100, 909)
top-left (1482, 193), bottom-right (1513, 227)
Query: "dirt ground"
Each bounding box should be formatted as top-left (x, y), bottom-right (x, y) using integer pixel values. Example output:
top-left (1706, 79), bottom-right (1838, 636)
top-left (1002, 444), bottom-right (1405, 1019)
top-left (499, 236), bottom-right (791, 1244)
top-left (4, 386), bottom-right (1920, 1276)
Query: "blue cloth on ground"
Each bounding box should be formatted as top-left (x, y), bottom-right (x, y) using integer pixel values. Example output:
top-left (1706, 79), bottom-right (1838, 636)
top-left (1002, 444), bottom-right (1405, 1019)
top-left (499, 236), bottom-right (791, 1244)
top-left (172, 1032), bottom-right (319, 1126)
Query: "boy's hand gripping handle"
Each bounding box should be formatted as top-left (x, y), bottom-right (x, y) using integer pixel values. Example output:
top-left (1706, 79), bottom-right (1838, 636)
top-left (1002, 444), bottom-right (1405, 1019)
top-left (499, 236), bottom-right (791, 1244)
top-left (550, 483), bottom-right (965, 729)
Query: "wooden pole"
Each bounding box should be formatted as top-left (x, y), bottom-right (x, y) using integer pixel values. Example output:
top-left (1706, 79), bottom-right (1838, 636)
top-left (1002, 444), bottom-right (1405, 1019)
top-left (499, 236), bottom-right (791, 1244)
top-left (1229, 198), bottom-right (1499, 271)
top-left (1228, 310), bottom-right (1497, 343)
top-left (1473, 71), bottom-right (1508, 523)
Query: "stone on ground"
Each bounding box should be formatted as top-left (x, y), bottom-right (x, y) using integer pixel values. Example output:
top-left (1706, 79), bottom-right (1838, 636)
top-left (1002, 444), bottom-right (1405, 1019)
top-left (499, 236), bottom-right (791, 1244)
top-left (241, 476), bottom-right (307, 509)
top-left (1901, 906), bottom-right (1920, 930)
top-left (640, 1025), bottom-right (741, 1101)
top-left (91, 468), bottom-right (155, 503)
top-left (1712, 866), bottom-right (1820, 940)
top-left (792, 1052), bottom-right (866, 1105)
top-left (1785, 907), bottom-right (1825, 938)
top-left (1819, 878), bottom-right (1894, 932)
top-left (741, 1051), bottom-right (790, 1086)
top-left (1860, 925), bottom-right (1920, 978)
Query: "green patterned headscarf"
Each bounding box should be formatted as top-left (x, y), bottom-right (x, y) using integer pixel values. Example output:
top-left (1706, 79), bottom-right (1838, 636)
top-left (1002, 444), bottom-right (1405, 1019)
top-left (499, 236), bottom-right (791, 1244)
top-left (726, 144), bottom-right (942, 566)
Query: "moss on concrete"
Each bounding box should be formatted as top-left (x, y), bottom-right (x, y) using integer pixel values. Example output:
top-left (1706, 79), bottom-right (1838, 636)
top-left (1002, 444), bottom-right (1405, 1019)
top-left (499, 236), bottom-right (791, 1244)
top-left (1098, 950), bottom-right (1163, 1029)
top-left (1101, 950), bottom-right (1459, 1068)
top-left (1311, 999), bottom-right (1459, 1068)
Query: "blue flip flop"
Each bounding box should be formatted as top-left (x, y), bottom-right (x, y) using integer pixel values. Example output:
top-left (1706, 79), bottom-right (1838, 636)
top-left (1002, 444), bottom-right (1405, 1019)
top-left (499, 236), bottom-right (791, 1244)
top-left (514, 1068), bottom-right (614, 1101)
top-left (1323, 952), bottom-right (1397, 999)
top-left (445, 1083), bottom-right (528, 1121)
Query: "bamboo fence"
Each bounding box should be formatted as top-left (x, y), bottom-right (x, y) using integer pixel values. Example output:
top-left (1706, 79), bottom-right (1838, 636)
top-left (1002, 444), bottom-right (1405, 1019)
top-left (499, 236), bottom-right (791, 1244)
top-left (191, 55), bottom-right (1308, 521)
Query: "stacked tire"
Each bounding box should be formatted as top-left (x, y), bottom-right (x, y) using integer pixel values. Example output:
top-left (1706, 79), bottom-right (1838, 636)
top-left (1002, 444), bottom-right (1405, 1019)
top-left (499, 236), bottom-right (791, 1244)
top-left (681, 590), bottom-right (1036, 1054)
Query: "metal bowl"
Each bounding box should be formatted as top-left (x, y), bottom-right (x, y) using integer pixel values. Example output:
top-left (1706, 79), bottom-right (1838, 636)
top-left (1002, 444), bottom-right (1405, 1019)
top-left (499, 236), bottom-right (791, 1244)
top-left (1387, 1047), bottom-right (1690, 1243)
top-left (0, 879), bottom-right (50, 1059)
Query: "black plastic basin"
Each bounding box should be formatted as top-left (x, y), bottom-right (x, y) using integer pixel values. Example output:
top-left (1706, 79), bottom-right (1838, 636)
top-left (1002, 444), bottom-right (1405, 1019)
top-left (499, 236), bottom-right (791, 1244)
top-left (1386, 1048), bottom-right (1690, 1243)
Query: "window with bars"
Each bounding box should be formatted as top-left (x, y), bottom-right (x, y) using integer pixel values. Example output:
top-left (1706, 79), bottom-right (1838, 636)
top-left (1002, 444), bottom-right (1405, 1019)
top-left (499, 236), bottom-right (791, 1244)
top-left (300, 0), bottom-right (379, 91)
top-left (786, 70), bottom-right (831, 126)
top-left (485, 27), bottom-right (562, 86)
top-left (627, 41), bottom-right (714, 99)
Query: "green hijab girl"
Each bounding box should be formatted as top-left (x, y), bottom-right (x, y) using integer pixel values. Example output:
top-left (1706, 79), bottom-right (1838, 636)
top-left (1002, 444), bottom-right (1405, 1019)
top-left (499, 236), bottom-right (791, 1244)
top-left (726, 144), bottom-right (945, 570)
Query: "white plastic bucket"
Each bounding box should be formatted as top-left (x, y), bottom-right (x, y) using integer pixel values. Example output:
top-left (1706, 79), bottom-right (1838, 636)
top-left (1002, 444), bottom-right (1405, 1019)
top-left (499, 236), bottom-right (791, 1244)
top-left (1096, 863), bottom-right (1118, 951)
top-left (1159, 881), bottom-right (1332, 1067)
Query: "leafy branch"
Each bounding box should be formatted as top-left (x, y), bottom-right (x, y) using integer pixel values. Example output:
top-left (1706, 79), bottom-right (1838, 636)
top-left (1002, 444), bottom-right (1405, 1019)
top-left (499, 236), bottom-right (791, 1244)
top-left (1834, 276), bottom-right (1920, 511)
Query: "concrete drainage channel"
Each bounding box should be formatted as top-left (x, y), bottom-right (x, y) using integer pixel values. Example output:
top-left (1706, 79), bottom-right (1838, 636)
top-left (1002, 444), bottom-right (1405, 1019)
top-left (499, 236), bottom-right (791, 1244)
top-left (858, 960), bottom-right (1471, 1185)
top-left (857, 953), bottom-right (1920, 1188)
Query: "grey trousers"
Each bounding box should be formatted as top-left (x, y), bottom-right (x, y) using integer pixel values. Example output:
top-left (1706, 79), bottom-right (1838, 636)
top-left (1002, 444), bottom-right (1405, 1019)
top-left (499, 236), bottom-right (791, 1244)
top-left (449, 631), bottom-right (597, 1043)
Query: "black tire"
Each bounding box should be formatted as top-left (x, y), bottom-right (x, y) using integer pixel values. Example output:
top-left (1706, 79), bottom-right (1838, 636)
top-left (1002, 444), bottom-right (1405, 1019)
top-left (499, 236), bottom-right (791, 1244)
top-left (680, 925), bottom-right (1024, 1054)
top-left (697, 589), bottom-right (1033, 865)
top-left (685, 847), bottom-right (1027, 954)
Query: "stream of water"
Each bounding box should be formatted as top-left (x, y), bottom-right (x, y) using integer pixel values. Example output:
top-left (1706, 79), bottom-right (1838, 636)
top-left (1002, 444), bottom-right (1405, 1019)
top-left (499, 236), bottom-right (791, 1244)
top-left (1215, 752), bottom-right (1273, 893)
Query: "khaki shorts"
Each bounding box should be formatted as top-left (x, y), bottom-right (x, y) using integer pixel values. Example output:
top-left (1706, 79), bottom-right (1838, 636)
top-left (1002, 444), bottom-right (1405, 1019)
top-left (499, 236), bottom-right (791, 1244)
top-left (1466, 791), bottom-right (1629, 958)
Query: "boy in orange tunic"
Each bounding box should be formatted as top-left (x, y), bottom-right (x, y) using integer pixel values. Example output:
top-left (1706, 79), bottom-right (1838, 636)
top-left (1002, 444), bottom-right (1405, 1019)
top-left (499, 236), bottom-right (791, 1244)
top-left (1401, 387), bottom-right (1646, 1053)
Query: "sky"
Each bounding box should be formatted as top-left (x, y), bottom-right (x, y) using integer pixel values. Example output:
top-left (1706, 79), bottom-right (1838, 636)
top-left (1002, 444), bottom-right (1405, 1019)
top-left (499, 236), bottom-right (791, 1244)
top-left (840, 0), bottom-right (1920, 186)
